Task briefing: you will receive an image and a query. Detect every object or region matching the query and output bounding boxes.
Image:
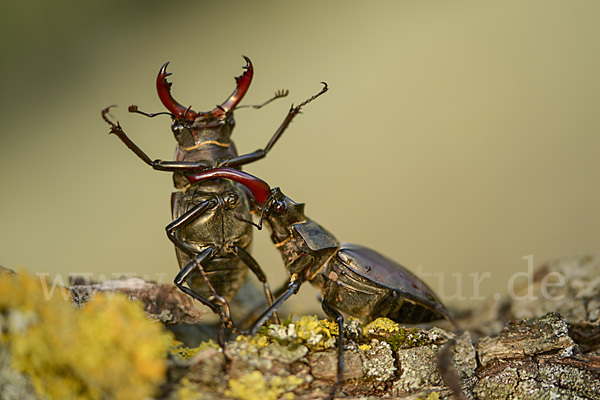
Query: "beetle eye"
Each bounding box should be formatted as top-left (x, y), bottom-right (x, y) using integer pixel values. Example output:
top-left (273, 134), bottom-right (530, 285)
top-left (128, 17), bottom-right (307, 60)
top-left (226, 191), bottom-right (240, 208)
top-left (273, 201), bottom-right (286, 215)
top-left (171, 121), bottom-right (194, 147)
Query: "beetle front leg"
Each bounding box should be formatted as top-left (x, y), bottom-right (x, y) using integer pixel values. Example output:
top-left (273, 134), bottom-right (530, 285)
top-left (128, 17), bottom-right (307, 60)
top-left (102, 107), bottom-right (155, 166)
top-left (165, 199), bottom-right (216, 256)
top-left (219, 83), bottom-right (328, 169)
top-left (249, 277), bottom-right (302, 336)
top-left (102, 107), bottom-right (212, 172)
top-left (235, 89), bottom-right (289, 110)
top-left (248, 252), bottom-right (317, 335)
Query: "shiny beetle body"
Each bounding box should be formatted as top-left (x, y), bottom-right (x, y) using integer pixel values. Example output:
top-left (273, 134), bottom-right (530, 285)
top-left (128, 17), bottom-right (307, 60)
top-left (264, 201), bottom-right (449, 324)
top-left (170, 177), bottom-right (253, 304)
top-left (184, 168), bottom-right (454, 394)
top-left (246, 182), bottom-right (451, 328)
top-left (317, 243), bottom-right (448, 324)
top-left (102, 57), bottom-right (327, 333)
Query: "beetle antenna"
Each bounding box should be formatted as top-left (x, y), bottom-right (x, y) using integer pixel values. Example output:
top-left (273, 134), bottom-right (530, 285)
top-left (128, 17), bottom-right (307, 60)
top-left (256, 194), bottom-right (277, 229)
top-left (233, 213), bottom-right (262, 230)
top-left (233, 191), bottom-right (275, 230)
top-left (128, 105), bottom-right (172, 118)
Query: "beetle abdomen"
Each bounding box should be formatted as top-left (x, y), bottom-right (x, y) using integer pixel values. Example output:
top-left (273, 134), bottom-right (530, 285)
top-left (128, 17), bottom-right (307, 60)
top-left (372, 290), bottom-right (447, 324)
top-left (320, 243), bottom-right (450, 324)
top-left (176, 250), bottom-right (248, 301)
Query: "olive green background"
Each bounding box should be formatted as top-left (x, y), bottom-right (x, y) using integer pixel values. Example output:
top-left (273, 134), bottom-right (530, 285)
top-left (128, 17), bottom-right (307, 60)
top-left (1, 0), bottom-right (598, 314)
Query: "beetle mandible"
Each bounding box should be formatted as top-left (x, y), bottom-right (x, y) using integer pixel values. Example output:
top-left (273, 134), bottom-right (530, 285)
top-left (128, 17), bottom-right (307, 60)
top-left (183, 167), bottom-right (455, 395)
top-left (101, 57), bottom-right (328, 333)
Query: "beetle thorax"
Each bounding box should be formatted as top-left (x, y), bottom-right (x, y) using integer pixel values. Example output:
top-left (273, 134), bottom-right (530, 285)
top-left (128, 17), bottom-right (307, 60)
top-left (172, 113), bottom-right (235, 150)
top-left (176, 179), bottom-right (252, 251)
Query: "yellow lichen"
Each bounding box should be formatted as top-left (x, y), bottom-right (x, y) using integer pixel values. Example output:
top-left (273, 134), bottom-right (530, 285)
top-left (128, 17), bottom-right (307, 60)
top-left (359, 343), bottom-right (372, 351)
top-left (175, 377), bottom-right (210, 400)
top-left (172, 339), bottom-right (220, 359)
top-left (294, 315), bottom-right (336, 349)
top-left (0, 272), bottom-right (173, 400)
top-left (236, 332), bottom-right (270, 349)
top-left (416, 392), bottom-right (440, 400)
top-left (363, 318), bottom-right (430, 351)
top-left (317, 317), bottom-right (339, 336)
top-left (296, 316), bottom-right (321, 339)
top-left (365, 317), bottom-right (400, 334)
top-left (224, 370), bottom-right (302, 400)
top-left (251, 316), bottom-right (336, 351)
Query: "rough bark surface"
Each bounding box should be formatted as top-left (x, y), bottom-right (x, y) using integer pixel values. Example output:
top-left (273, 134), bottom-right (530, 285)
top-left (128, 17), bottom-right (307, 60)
top-left (1, 254), bottom-right (599, 399)
top-left (68, 276), bottom-right (206, 325)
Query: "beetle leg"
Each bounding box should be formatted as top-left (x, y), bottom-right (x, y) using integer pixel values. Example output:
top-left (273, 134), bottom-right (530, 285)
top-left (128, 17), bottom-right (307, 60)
top-left (174, 246), bottom-right (237, 336)
top-left (102, 107), bottom-right (154, 166)
top-left (166, 199), bottom-right (217, 256)
top-left (174, 248), bottom-right (219, 313)
top-left (103, 107), bottom-right (216, 172)
top-left (249, 277), bottom-right (302, 336)
top-left (217, 83), bottom-right (328, 169)
top-left (321, 298), bottom-right (344, 400)
top-left (436, 337), bottom-right (468, 400)
top-left (167, 199), bottom-right (242, 335)
top-left (228, 244), bottom-right (280, 324)
top-left (235, 89), bottom-right (289, 110)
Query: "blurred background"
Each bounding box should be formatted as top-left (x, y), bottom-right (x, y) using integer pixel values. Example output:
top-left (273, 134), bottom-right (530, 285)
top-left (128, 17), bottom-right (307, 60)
top-left (1, 0), bottom-right (598, 316)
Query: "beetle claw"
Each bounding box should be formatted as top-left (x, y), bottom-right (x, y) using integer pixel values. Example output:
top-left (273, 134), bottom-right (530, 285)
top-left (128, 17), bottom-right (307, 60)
top-left (101, 106), bottom-right (119, 128)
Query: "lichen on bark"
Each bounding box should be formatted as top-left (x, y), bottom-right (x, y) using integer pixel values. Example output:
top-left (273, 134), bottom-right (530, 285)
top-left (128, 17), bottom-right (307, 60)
top-left (1, 253), bottom-right (599, 399)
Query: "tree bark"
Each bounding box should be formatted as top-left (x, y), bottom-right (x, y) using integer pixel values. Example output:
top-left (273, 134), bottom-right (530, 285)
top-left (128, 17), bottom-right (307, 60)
top-left (1, 253), bottom-right (599, 399)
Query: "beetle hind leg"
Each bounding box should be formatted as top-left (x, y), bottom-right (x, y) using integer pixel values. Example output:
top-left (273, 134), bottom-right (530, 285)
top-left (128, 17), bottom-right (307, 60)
top-left (173, 247), bottom-right (240, 340)
top-left (229, 243), bottom-right (279, 324)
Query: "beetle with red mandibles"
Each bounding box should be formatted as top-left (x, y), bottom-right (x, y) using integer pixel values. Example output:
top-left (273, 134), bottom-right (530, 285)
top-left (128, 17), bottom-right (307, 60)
top-left (102, 57), bottom-right (327, 335)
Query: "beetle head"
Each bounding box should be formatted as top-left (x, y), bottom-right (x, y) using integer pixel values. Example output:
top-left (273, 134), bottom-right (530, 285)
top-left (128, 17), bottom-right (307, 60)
top-left (259, 188), bottom-right (306, 243)
top-left (156, 56), bottom-right (253, 149)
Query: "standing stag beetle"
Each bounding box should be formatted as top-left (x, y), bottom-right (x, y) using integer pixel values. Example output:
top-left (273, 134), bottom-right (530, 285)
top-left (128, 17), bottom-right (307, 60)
top-left (185, 168), bottom-right (456, 396)
top-left (101, 56), bottom-right (328, 334)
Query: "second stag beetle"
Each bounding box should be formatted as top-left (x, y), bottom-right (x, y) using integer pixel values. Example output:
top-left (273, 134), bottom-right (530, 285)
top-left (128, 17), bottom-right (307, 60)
top-left (101, 56), bottom-right (328, 333)
top-left (186, 168), bottom-right (456, 394)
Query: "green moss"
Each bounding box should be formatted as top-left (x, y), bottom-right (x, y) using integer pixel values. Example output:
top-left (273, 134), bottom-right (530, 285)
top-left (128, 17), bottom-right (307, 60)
top-left (0, 272), bottom-right (173, 400)
top-left (172, 339), bottom-right (220, 360)
top-left (365, 318), bottom-right (427, 351)
top-left (224, 370), bottom-right (303, 400)
top-left (384, 329), bottom-right (415, 351)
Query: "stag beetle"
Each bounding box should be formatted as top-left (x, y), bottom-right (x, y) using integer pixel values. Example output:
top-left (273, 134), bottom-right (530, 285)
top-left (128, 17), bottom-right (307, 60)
top-left (184, 168), bottom-right (455, 394)
top-left (101, 57), bottom-right (328, 334)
